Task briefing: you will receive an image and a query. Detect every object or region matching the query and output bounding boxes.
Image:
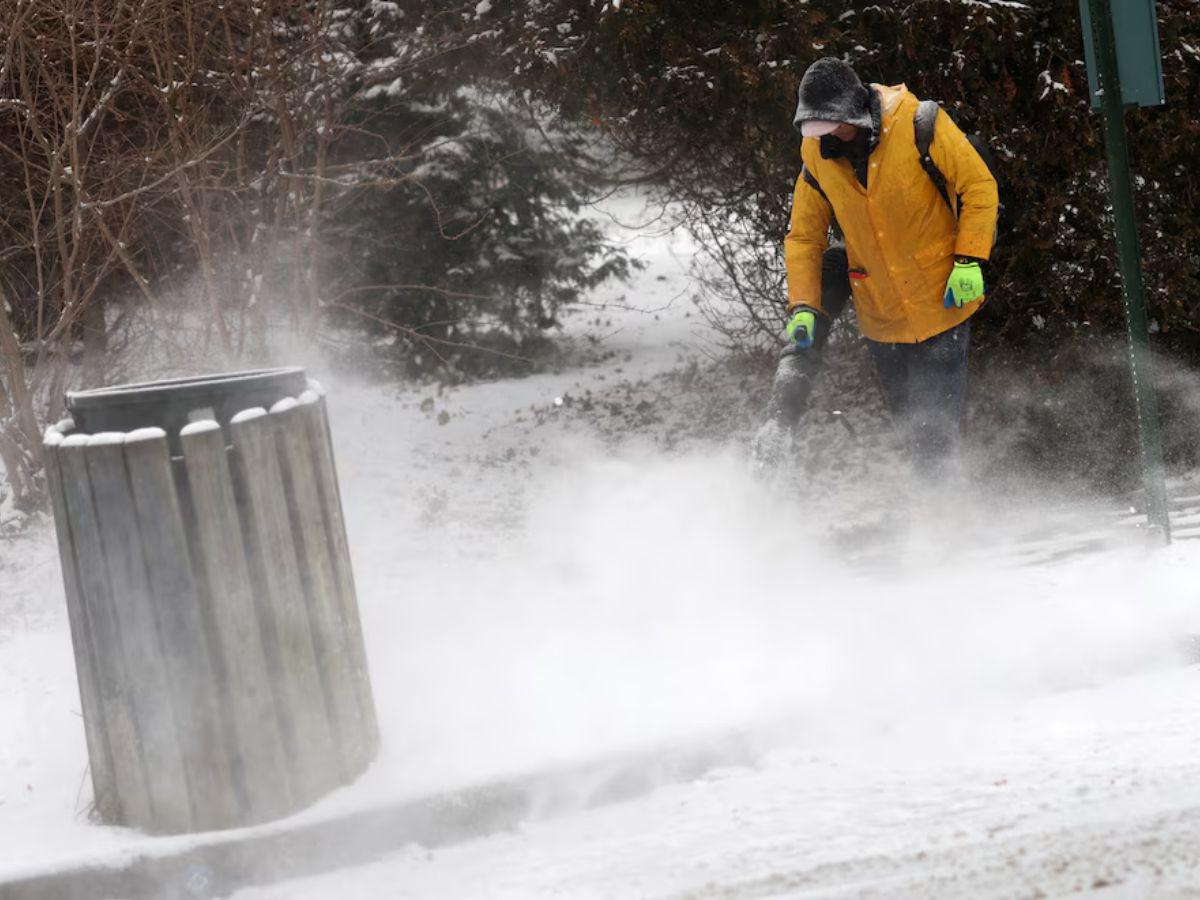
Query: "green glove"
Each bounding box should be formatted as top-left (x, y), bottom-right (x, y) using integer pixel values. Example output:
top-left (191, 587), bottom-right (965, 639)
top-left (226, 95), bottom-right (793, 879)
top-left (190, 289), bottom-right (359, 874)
top-left (943, 258), bottom-right (985, 309)
top-left (786, 307), bottom-right (817, 349)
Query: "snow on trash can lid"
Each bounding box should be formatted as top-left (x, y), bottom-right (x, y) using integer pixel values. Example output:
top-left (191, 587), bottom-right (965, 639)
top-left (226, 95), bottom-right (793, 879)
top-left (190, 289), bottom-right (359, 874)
top-left (66, 367), bottom-right (308, 436)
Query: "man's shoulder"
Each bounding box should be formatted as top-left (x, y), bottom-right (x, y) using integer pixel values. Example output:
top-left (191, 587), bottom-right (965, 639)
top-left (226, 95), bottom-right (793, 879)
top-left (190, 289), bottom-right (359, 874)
top-left (896, 90), bottom-right (968, 132)
top-left (873, 83), bottom-right (917, 119)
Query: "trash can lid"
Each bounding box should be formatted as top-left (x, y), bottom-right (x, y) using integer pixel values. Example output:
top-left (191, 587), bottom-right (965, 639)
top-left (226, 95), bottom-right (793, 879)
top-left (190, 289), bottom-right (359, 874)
top-left (67, 367), bottom-right (308, 436)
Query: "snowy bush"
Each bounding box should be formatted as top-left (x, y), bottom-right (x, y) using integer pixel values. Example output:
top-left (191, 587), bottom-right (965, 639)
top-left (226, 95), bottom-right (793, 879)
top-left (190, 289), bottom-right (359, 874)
top-left (0, 0), bottom-right (633, 509)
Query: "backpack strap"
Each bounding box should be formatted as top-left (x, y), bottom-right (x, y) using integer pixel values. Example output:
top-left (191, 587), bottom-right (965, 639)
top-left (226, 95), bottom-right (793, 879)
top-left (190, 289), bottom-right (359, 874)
top-left (800, 164), bottom-right (843, 243)
top-left (914, 100), bottom-right (954, 213)
top-left (801, 164), bottom-right (830, 206)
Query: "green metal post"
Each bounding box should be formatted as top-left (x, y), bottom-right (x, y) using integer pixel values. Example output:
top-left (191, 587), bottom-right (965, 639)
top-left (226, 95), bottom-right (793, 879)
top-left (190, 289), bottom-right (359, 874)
top-left (1085, 0), bottom-right (1171, 543)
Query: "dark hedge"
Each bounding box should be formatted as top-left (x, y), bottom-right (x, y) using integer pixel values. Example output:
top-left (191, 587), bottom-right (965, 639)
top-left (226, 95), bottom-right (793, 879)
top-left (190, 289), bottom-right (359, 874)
top-left (490, 0), bottom-right (1200, 353)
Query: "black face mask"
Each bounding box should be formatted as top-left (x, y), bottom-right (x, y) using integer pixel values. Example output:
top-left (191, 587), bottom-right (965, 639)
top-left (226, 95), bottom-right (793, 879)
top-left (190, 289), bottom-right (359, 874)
top-left (819, 128), bottom-right (870, 162)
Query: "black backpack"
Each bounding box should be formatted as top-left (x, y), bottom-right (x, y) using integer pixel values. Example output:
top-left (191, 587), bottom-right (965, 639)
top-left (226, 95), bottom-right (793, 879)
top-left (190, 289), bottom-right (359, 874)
top-left (913, 100), bottom-right (1002, 246)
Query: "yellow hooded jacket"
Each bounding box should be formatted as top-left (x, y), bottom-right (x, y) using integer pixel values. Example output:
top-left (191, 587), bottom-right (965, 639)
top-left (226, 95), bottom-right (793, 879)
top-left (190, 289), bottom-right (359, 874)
top-left (785, 84), bottom-right (999, 343)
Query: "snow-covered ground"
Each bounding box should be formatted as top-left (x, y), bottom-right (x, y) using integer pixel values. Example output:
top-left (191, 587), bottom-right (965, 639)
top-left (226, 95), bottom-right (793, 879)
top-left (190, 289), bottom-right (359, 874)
top-left (238, 664), bottom-right (1200, 899)
top-left (4, 193), bottom-right (1200, 898)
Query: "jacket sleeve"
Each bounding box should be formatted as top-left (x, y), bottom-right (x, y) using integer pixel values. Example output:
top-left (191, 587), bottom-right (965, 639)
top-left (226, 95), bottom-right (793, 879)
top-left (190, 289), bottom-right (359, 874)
top-left (784, 150), bottom-right (833, 314)
top-left (928, 109), bottom-right (999, 261)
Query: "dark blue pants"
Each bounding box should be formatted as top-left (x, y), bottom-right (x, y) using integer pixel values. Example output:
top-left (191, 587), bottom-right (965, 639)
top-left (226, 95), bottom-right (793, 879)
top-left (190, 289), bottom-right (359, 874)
top-left (865, 319), bottom-right (970, 477)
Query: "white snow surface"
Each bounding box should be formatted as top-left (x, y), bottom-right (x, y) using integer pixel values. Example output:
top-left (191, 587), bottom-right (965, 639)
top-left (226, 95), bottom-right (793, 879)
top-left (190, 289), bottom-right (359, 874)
top-left (124, 427), bottom-right (168, 444)
top-left (229, 407), bottom-right (268, 425)
top-left (2, 193), bottom-right (1200, 897)
top-left (84, 432), bottom-right (126, 447)
top-left (179, 420), bottom-right (221, 437)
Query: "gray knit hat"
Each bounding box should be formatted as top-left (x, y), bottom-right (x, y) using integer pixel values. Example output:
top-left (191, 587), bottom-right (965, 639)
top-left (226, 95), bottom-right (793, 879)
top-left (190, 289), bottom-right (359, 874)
top-left (792, 58), bottom-right (873, 136)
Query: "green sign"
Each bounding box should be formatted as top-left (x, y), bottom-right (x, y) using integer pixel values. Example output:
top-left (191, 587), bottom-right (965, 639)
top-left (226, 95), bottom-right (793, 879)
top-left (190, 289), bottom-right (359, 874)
top-left (1079, 0), bottom-right (1165, 108)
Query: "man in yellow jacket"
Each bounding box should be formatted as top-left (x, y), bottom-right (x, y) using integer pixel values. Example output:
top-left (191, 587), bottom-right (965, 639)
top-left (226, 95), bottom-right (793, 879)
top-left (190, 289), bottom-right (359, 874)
top-left (785, 57), bottom-right (998, 476)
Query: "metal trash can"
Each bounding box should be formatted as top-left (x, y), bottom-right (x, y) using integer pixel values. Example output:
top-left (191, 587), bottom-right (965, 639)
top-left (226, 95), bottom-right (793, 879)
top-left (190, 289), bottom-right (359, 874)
top-left (43, 368), bottom-right (378, 834)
